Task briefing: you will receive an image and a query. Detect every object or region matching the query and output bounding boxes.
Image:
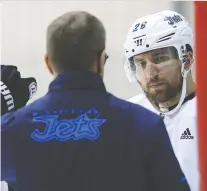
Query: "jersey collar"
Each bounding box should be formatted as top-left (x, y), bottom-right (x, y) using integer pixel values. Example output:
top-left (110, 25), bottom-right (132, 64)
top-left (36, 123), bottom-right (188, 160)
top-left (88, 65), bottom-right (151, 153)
top-left (49, 70), bottom-right (107, 92)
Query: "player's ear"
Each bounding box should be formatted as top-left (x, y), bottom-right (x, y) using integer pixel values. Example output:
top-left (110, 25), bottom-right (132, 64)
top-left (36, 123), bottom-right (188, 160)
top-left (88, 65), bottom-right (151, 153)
top-left (97, 49), bottom-right (106, 77)
top-left (184, 51), bottom-right (194, 71)
top-left (100, 50), bottom-right (106, 66)
top-left (44, 53), bottom-right (53, 75)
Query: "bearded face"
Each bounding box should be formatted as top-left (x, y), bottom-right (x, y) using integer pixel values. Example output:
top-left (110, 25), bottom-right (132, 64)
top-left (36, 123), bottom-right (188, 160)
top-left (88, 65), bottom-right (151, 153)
top-left (132, 46), bottom-right (183, 103)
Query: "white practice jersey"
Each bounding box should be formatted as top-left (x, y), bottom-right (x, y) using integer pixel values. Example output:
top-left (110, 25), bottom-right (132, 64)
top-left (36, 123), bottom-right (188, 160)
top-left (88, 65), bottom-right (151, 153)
top-left (128, 94), bottom-right (199, 191)
top-left (0, 181), bottom-right (9, 191)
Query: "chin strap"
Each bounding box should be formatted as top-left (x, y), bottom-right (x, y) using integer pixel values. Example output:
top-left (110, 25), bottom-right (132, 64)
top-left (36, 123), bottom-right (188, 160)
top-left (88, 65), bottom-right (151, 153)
top-left (160, 59), bottom-right (193, 116)
top-left (161, 66), bottom-right (187, 116)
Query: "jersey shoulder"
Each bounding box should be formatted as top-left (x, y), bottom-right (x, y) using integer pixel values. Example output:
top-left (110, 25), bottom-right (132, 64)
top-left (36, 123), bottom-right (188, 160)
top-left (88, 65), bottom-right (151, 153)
top-left (128, 94), bottom-right (158, 113)
top-left (108, 93), bottom-right (161, 127)
top-left (181, 96), bottom-right (197, 117)
top-left (187, 96), bottom-right (196, 110)
top-left (127, 94), bottom-right (147, 104)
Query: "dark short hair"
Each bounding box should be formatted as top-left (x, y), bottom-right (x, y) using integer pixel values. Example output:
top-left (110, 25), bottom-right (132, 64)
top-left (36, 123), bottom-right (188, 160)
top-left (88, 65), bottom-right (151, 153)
top-left (46, 11), bottom-right (106, 72)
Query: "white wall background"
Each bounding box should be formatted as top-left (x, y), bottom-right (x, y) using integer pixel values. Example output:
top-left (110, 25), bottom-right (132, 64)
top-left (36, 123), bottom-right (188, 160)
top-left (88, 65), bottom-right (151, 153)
top-left (1, 1), bottom-right (194, 102)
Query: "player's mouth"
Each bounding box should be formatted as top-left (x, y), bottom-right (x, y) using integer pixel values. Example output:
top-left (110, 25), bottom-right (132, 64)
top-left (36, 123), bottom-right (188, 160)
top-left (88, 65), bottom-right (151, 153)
top-left (149, 82), bottom-right (164, 88)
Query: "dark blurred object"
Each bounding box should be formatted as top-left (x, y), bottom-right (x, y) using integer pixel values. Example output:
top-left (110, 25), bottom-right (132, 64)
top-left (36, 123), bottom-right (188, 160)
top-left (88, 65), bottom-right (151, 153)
top-left (1, 65), bottom-right (37, 115)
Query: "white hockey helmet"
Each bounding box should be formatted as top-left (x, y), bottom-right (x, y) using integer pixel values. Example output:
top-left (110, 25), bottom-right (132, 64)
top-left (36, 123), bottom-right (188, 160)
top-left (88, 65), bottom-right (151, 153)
top-left (124, 10), bottom-right (194, 115)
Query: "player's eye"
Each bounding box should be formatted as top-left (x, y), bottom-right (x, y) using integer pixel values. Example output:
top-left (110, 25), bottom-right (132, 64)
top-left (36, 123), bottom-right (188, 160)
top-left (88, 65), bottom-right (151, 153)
top-left (136, 60), bottom-right (147, 69)
top-left (153, 56), bottom-right (170, 64)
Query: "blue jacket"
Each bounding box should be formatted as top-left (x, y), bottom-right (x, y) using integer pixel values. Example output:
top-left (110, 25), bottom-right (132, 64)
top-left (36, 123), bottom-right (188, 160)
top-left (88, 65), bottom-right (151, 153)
top-left (1, 70), bottom-right (190, 191)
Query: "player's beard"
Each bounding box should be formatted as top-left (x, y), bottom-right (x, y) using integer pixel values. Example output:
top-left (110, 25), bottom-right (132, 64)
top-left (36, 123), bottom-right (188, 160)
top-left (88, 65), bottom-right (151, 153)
top-left (138, 75), bottom-right (183, 104)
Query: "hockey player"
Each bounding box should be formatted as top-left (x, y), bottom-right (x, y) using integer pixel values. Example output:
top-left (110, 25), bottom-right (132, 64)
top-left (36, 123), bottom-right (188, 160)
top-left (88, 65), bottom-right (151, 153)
top-left (124, 10), bottom-right (198, 191)
top-left (1, 11), bottom-right (190, 191)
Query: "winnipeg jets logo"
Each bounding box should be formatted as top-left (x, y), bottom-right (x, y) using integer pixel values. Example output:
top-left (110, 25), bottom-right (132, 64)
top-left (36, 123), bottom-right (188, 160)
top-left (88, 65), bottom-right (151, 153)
top-left (164, 14), bottom-right (183, 25)
top-left (31, 109), bottom-right (107, 142)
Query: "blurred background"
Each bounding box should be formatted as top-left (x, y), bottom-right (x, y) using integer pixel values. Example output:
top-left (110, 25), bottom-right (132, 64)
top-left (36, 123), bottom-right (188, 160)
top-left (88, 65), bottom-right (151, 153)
top-left (1, 1), bottom-right (194, 101)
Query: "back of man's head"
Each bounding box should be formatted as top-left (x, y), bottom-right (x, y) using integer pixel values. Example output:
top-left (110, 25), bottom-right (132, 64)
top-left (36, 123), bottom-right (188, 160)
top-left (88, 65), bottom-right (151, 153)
top-left (46, 11), bottom-right (106, 73)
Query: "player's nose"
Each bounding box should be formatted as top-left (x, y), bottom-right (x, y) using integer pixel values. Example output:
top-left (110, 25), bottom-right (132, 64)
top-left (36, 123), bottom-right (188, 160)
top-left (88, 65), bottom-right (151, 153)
top-left (144, 61), bottom-right (159, 79)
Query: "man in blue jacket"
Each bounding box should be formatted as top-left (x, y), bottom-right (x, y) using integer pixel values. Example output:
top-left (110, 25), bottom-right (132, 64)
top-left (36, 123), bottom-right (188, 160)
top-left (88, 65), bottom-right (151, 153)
top-left (1, 11), bottom-right (190, 191)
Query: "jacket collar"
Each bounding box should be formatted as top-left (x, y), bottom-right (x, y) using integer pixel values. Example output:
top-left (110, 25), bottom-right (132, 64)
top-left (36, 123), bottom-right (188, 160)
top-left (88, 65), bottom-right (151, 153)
top-left (49, 70), bottom-right (106, 92)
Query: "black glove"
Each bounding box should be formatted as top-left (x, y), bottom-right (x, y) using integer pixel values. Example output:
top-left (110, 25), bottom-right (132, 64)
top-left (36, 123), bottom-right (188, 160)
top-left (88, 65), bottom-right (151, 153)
top-left (1, 65), bottom-right (37, 115)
